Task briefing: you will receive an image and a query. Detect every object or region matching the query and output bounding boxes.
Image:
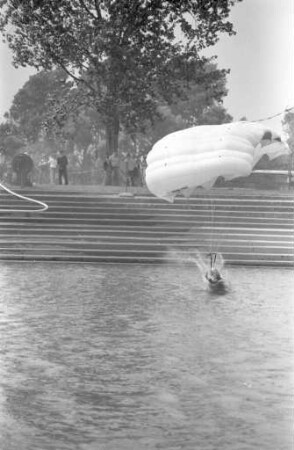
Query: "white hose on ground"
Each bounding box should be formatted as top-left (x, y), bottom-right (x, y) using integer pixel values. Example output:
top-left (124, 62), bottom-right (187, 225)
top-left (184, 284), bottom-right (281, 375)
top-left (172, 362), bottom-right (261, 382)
top-left (0, 181), bottom-right (48, 212)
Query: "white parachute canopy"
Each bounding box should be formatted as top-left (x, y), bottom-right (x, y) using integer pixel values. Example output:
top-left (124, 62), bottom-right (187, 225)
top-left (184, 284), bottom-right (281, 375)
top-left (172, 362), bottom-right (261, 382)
top-left (145, 121), bottom-right (290, 202)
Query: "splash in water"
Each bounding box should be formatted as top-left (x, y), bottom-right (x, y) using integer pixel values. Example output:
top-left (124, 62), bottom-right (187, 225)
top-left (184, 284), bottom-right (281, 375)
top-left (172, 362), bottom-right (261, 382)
top-left (188, 250), bottom-right (225, 282)
top-left (168, 248), bottom-right (228, 292)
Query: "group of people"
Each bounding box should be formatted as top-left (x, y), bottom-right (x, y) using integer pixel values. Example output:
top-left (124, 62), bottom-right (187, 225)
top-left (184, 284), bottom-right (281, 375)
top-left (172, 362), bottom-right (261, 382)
top-left (38, 150), bottom-right (68, 185)
top-left (102, 152), bottom-right (146, 187)
top-left (35, 150), bottom-right (147, 187)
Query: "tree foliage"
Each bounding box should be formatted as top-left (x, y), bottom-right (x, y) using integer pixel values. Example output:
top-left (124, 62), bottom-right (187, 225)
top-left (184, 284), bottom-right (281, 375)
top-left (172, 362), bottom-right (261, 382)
top-left (0, 121), bottom-right (25, 157)
top-left (4, 69), bottom-right (103, 156)
top-left (9, 69), bottom-right (70, 142)
top-left (0, 0), bottom-right (241, 154)
top-left (282, 110), bottom-right (294, 172)
top-left (283, 110), bottom-right (294, 153)
top-left (3, 64), bottom-right (232, 161)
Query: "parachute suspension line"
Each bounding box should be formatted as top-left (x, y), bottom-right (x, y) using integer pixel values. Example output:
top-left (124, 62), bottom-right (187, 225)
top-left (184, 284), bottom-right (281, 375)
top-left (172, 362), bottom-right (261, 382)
top-left (207, 193), bottom-right (224, 271)
top-left (208, 192), bottom-right (217, 255)
top-left (0, 181), bottom-right (48, 212)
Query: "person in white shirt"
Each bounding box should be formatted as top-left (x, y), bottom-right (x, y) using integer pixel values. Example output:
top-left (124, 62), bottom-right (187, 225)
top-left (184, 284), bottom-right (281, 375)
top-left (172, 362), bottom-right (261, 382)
top-left (48, 154), bottom-right (57, 184)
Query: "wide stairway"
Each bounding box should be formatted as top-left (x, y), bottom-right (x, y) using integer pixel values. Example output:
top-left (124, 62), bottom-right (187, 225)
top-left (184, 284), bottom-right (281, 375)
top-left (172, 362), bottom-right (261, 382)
top-left (0, 187), bottom-right (293, 266)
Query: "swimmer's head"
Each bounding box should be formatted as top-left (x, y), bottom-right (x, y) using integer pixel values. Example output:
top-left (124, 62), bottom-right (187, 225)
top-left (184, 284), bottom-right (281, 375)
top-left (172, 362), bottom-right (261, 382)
top-left (211, 268), bottom-right (219, 276)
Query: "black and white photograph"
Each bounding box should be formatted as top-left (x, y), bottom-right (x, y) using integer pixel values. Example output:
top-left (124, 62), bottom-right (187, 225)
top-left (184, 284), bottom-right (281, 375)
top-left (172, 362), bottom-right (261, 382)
top-left (0, 1), bottom-right (293, 449)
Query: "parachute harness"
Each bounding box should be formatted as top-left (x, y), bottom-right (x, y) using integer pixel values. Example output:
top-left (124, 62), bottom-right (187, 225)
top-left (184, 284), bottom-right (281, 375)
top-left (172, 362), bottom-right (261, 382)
top-left (0, 181), bottom-right (48, 212)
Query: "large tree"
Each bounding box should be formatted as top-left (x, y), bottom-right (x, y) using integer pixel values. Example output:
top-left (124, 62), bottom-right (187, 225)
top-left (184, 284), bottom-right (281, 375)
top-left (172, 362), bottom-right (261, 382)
top-left (283, 109), bottom-right (294, 173)
top-left (0, 120), bottom-right (25, 157)
top-left (5, 63), bottom-right (232, 162)
top-left (0, 0), bottom-right (241, 154)
top-left (283, 110), bottom-right (294, 153)
top-left (8, 69), bottom-right (70, 142)
top-left (6, 69), bottom-right (104, 158)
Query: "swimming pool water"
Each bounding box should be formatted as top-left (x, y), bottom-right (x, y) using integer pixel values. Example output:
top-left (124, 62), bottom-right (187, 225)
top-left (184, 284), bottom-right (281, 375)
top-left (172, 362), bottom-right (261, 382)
top-left (0, 262), bottom-right (293, 450)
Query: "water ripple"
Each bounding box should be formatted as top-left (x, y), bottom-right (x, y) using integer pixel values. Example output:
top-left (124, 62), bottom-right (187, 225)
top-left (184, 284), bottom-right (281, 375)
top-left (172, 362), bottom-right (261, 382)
top-left (0, 263), bottom-right (293, 450)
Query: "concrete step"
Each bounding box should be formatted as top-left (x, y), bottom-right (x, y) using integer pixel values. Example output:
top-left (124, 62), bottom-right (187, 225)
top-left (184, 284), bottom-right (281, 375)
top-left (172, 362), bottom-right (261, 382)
top-left (2, 208), bottom-right (293, 219)
top-left (10, 187), bottom-right (294, 199)
top-left (0, 218), bottom-right (291, 231)
top-left (2, 191), bottom-right (292, 204)
top-left (0, 229), bottom-right (292, 243)
top-left (1, 192), bottom-right (293, 203)
top-left (0, 251), bottom-right (292, 266)
top-left (1, 237), bottom-right (292, 252)
top-left (0, 188), bottom-right (293, 265)
top-left (1, 201), bottom-right (293, 215)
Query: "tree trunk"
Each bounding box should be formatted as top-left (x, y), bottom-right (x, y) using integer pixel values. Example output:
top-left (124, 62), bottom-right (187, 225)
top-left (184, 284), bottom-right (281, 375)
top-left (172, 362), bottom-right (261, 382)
top-left (106, 113), bottom-right (119, 156)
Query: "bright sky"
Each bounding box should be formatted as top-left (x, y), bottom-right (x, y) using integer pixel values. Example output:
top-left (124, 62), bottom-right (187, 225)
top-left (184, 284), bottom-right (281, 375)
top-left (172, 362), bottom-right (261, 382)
top-left (0, 0), bottom-right (293, 137)
top-left (203, 0), bottom-right (294, 136)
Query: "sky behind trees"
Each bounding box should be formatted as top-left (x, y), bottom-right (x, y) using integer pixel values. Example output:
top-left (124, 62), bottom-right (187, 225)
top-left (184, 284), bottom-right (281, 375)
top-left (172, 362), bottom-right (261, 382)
top-left (0, 0), bottom-right (293, 136)
top-left (203, 0), bottom-right (294, 137)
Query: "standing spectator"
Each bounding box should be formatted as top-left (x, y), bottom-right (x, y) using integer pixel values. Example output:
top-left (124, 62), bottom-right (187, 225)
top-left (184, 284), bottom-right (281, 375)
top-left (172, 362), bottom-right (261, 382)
top-left (94, 155), bottom-right (104, 184)
top-left (48, 153), bottom-right (57, 184)
top-left (102, 156), bottom-right (112, 185)
top-left (125, 153), bottom-right (138, 186)
top-left (139, 155), bottom-right (147, 186)
top-left (130, 154), bottom-right (139, 186)
top-left (109, 152), bottom-right (120, 185)
top-left (0, 151), bottom-right (5, 179)
top-left (38, 155), bottom-right (49, 184)
top-left (57, 150), bottom-right (68, 185)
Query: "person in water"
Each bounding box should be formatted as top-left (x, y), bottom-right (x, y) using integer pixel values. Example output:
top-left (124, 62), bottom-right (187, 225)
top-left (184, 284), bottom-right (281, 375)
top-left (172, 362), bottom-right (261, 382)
top-left (205, 253), bottom-right (222, 284)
